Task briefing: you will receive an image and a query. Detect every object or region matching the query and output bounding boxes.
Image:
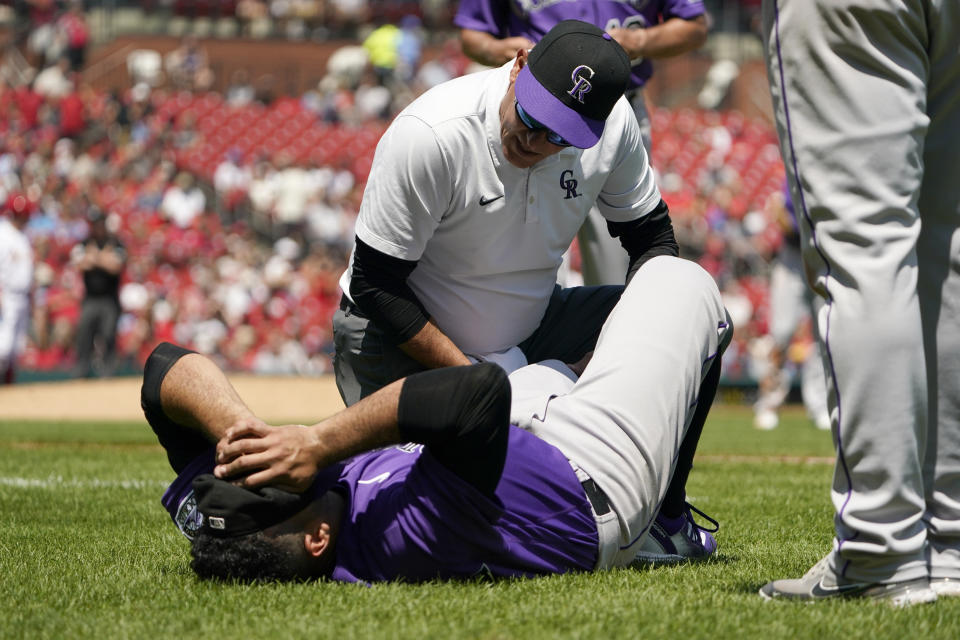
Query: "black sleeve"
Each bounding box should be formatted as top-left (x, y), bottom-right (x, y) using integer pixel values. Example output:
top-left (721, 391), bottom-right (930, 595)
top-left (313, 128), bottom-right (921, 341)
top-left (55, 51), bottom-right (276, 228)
top-left (349, 237), bottom-right (430, 343)
top-left (141, 342), bottom-right (211, 473)
top-left (607, 199), bottom-right (679, 283)
top-left (396, 363), bottom-right (511, 496)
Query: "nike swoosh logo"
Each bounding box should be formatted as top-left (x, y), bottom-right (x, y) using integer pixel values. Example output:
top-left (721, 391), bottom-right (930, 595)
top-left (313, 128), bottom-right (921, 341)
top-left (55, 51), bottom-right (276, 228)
top-left (810, 579), bottom-right (869, 597)
top-left (358, 472), bottom-right (391, 485)
top-left (479, 195), bottom-right (503, 206)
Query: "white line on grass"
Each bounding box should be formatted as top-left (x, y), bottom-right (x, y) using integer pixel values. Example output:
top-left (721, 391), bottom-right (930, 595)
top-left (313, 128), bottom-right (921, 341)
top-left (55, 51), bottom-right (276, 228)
top-left (0, 475), bottom-right (168, 490)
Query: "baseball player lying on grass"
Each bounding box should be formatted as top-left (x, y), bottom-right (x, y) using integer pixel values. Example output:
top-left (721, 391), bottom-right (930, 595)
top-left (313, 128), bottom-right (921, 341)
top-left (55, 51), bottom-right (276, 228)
top-left (146, 256), bottom-right (731, 582)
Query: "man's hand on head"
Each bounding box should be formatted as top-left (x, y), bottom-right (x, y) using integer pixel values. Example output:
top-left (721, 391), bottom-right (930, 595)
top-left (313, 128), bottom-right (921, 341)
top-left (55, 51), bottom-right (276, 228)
top-left (213, 418), bottom-right (321, 493)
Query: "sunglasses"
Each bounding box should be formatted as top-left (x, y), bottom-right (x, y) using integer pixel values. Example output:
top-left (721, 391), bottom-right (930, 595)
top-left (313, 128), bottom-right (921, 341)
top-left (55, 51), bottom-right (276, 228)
top-left (514, 100), bottom-right (572, 147)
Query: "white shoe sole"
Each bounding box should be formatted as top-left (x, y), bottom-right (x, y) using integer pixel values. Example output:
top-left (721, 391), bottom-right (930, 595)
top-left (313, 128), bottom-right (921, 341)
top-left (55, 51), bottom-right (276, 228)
top-left (931, 579), bottom-right (960, 597)
top-left (886, 587), bottom-right (938, 607)
top-left (758, 584), bottom-right (937, 607)
top-left (633, 551), bottom-right (698, 565)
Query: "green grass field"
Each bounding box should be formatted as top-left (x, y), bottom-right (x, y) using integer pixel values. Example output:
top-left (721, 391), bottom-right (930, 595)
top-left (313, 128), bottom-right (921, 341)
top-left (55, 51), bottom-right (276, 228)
top-left (2, 405), bottom-right (958, 640)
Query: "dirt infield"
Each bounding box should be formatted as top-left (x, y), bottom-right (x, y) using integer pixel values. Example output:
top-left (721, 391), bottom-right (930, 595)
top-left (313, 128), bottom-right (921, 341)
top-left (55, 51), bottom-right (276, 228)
top-left (0, 375), bottom-right (346, 422)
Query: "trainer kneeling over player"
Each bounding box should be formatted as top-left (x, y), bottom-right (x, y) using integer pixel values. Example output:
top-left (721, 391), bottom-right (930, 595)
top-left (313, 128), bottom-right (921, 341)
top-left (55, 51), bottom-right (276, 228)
top-left (334, 20), bottom-right (676, 407)
top-left (145, 257), bottom-right (731, 582)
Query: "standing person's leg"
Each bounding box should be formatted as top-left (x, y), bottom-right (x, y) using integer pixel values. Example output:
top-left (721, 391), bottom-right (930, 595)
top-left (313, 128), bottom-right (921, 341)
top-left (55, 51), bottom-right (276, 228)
top-left (920, 0), bottom-right (960, 597)
top-left (521, 256), bottom-right (730, 566)
top-left (754, 246), bottom-right (806, 430)
top-left (0, 295), bottom-right (27, 383)
top-left (576, 89), bottom-right (653, 287)
top-left (577, 211), bottom-right (630, 286)
top-left (762, 0), bottom-right (933, 602)
top-left (800, 292), bottom-right (831, 430)
top-left (73, 299), bottom-right (98, 377)
top-left (98, 300), bottom-right (121, 376)
top-left (332, 301), bottom-right (428, 407)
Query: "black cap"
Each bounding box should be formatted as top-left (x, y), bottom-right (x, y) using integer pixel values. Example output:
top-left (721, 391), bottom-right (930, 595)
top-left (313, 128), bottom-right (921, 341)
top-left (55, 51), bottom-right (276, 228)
top-left (192, 474), bottom-right (315, 538)
top-left (515, 20), bottom-right (631, 149)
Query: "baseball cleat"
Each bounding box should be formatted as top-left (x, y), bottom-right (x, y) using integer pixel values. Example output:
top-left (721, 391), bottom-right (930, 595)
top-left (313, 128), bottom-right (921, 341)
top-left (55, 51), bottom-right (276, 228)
top-left (931, 577), bottom-right (960, 597)
top-left (633, 503), bottom-right (719, 565)
top-left (759, 554), bottom-right (937, 607)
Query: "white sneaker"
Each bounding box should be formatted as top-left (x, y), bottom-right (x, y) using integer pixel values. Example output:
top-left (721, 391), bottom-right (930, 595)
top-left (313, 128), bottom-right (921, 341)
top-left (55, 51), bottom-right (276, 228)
top-left (759, 554), bottom-right (937, 607)
top-left (754, 408), bottom-right (779, 430)
top-left (633, 503), bottom-right (719, 565)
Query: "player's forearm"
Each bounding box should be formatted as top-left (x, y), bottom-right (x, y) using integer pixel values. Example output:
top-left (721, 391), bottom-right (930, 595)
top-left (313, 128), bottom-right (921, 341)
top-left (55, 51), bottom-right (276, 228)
top-left (305, 378), bottom-right (405, 466)
top-left (613, 16), bottom-right (708, 61)
top-left (399, 320), bottom-right (473, 369)
top-left (460, 29), bottom-right (532, 67)
top-left (350, 237), bottom-right (433, 343)
top-left (158, 351), bottom-right (257, 441)
top-left (214, 378), bottom-right (406, 490)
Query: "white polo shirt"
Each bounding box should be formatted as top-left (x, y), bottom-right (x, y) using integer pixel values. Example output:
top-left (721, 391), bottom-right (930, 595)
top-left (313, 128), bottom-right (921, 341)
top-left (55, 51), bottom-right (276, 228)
top-left (341, 63), bottom-right (661, 357)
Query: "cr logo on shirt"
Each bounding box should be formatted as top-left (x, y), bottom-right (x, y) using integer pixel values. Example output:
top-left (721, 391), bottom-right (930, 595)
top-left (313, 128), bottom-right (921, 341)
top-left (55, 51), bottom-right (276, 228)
top-left (561, 170), bottom-right (580, 199)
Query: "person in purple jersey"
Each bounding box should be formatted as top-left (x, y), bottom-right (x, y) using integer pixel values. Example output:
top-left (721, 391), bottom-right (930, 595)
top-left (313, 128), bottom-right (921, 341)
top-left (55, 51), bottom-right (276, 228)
top-left (455, 0), bottom-right (707, 286)
top-left (145, 255), bottom-right (731, 583)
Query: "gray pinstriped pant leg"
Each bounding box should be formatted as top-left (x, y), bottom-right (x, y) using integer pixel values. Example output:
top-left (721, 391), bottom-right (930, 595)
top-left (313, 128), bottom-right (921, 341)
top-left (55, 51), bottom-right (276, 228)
top-left (764, 0), bottom-right (960, 582)
top-left (519, 256), bottom-right (729, 563)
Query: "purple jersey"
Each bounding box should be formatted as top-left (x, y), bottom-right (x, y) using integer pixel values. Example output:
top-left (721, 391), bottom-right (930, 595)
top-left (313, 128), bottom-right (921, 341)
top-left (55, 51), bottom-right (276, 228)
top-left (162, 426), bottom-right (598, 582)
top-left (454, 0), bottom-right (705, 89)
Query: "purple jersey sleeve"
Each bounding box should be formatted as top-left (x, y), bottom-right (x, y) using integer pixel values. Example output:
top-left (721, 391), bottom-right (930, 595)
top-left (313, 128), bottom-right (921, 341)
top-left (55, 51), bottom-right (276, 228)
top-left (662, 0), bottom-right (706, 21)
top-left (453, 0), bottom-right (705, 89)
top-left (453, 0), bottom-right (512, 37)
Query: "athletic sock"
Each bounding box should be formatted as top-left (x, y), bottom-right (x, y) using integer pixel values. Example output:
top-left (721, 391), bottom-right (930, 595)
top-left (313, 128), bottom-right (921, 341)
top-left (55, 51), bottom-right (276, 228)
top-left (659, 354), bottom-right (722, 519)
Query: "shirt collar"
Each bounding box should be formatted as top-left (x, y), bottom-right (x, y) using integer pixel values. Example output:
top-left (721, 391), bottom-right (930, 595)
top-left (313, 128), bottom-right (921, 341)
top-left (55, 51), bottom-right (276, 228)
top-left (483, 63), bottom-right (512, 172)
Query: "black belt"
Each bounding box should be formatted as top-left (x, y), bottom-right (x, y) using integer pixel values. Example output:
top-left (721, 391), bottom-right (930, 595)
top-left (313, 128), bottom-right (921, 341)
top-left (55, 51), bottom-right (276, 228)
top-left (338, 295), bottom-right (367, 319)
top-left (581, 477), bottom-right (611, 516)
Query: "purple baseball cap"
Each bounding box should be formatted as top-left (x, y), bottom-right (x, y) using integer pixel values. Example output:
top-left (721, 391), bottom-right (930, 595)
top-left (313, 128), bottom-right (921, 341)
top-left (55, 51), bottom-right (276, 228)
top-left (515, 20), bottom-right (631, 149)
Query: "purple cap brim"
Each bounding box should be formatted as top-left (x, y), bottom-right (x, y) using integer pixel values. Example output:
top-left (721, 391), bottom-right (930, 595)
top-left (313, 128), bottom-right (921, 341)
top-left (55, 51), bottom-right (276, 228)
top-left (515, 65), bottom-right (605, 149)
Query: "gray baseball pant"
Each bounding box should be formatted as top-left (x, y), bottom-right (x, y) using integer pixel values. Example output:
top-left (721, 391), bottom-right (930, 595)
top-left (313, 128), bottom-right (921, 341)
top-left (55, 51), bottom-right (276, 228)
top-left (764, 0), bottom-right (960, 583)
top-left (510, 256), bottom-right (731, 565)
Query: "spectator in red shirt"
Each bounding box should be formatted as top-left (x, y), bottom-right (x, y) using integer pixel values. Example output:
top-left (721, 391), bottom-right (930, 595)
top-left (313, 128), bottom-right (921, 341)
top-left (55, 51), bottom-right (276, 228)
top-left (58, 77), bottom-right (86, 139)
top-left (14, 81), bottom-right (44, 130)
top-left (58, 1), bottom-right (91, 72)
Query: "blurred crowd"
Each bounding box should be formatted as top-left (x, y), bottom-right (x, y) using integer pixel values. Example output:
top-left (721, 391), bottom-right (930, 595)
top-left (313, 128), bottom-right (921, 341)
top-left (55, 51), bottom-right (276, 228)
top-left (0, 3), bottom-right (800, 384)
top-left (0, 76), bottom-right (349, 378)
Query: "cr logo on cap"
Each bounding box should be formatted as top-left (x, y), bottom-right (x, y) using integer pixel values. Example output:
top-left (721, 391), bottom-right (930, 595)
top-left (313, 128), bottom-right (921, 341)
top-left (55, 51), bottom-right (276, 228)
top-left (567, 65), bottom-right (595, 104)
